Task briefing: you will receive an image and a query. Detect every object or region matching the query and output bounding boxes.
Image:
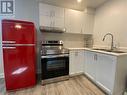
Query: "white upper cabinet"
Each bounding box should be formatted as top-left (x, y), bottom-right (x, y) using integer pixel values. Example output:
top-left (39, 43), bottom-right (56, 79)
top-left (53, 17), bottom-right (65, 28)
top-left (39, 3), bottom-right (95, 34)
top-left (65, 8), bottom-right (95, 34)
top-left (65, 9), bottom-right (84, 34)
top-left (39, 3), bottom-right (65, 28)
top-left (52, 6), bottom-right (64, 18)
top-left (39, 16), bottom-right (52, 27)
top-left (82, 14), bottom-right (95, 34)
top-left (39, 3), bottom-right (52, 17)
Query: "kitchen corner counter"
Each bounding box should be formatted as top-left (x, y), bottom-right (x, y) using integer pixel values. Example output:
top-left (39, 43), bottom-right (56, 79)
top-left (68, 48), bottom-right (127, 56)
top-left (85, 48), bottom-right (127, 56)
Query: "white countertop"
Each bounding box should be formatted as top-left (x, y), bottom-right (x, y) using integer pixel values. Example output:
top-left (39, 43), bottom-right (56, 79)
top-left (68, 47), bottom-right (127, 56)
top-left (68, 48), bottom-right (86, 50)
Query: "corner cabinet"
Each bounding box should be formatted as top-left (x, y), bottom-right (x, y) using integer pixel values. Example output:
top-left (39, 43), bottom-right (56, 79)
top-left (39, 3), bottom-right (65, 28)
top-left (65, 9), bottom-right (95, 34)
top-left (84, 50), bottom-right (127, 95)
top-left (69, 50), bottom-right (84, 75)
top-left (65, 9), bottom-right (84, 34)
top-left (96, 53), bottom-right (116, 94)
top-left (82, 14), bottom-right (95, 34)
top-left (84, 51), bottom-right (116, 94)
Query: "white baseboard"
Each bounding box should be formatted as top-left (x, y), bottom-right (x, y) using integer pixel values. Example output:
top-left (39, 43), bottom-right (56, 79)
top-left (0, 73), bottom-right (4, 79)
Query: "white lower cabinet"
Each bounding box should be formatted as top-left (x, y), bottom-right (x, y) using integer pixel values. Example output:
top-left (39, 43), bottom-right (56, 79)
top-left (69, 50), bottom-right (127, 95)
top-left (69, 50), bottom-right (84, 75)
top-left (85, 51), bottom-right (96, 81)
top-left (84, 51), bottom-right (116, 94)
top-left (96, 53), bottom-right (116, 94)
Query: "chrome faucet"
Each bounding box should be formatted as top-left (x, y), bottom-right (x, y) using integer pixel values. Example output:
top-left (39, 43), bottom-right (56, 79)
top-left (102, 33), bottom-right (114, 50)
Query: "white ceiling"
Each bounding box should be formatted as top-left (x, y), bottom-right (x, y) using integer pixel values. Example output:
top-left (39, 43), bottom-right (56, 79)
top-left (38, 0), bottom-right (108, 11)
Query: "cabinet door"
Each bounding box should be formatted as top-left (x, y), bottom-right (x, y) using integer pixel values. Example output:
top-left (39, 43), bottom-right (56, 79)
top-left (52, 6), bottom-right (64, 18)
top-left (69, 50), bottom-right (84, 75)
top-left (39, 3), bottom-right (53, 17)
top-left (69, 51), bottom-right (76, 75)
top-left (39, 3), bottom-right (52, 26)
top-left (65, 9), bottom-right (84, 34)
top-left (53, 17), bottom-right (65, 28)
top-left (52, 6), bottom-right (65, 28)
top-left (76, 50), bottom-right (84, 73)
top-left (39, 3), bottom-right (65, 28)
top-left (39, 15), bottom-right (52, 27)
top-left (96, 53), bottom-right (116, 93)
top-left (84, 51), bottom-right (96, 80)
top-left (82, 14), bottom-right (94, 34)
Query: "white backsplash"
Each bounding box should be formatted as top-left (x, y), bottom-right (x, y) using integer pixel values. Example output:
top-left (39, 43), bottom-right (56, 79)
top-left (39, 32), bottom-right (91, 48)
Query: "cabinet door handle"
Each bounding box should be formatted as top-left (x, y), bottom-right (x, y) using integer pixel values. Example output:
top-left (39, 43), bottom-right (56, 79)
top-left (94, 54), bottom-right (96, 60)
top-left (50, 11), bottom-right (52, 17)
top-left (50, 22), bottom-right (52, 27)
top-left (50, 21), bottom-right (53, 27)
top-left (50, 11), bottom-right (54, 17)
top-left (94, 54), bottom-right (97, 61)
top-left (96, 54), bottom-right (98, 60)
top-left (53, 21), bottom-right (55, 27)
top-left (54, 11), bottom-right (55, 17)
top-left (75, 52), bottom-right (78, 56)
top-left (52, 21), bottom-right (53, 27)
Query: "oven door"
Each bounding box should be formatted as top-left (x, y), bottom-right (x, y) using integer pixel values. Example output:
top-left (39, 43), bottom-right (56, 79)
top-left (41, 54), bottom-right (69, 79)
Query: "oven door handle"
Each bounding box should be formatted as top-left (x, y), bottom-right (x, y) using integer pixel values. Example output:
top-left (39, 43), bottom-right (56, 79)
top-left (41, 54), bottom-right (69, 58)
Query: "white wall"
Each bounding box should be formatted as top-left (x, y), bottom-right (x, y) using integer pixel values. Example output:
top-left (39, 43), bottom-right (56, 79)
top-left (93, 0), bottom-right (127, 49)
top-left (0, 20), bottom-right (4, 78)
top-left (0, 0), bottom-right (39, 78)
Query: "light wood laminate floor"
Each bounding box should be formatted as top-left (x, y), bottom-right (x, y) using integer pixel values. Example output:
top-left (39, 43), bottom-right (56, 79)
top-left (6, 75), bottom-right (106, 95)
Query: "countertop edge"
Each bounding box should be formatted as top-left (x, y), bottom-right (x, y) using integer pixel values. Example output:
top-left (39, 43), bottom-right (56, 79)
top-left (68, 48), bottom-right (127, 56)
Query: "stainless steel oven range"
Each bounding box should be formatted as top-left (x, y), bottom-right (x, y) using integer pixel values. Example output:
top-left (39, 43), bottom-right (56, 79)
top-left (41, 40), bottom-right (69, 85)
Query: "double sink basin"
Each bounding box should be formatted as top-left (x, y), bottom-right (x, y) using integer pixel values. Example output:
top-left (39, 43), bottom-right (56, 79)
top-left (93, 48), bottom-right (126, 53)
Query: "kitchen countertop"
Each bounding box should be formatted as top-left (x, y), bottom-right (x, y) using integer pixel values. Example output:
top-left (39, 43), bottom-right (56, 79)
top-left (68, 48), bottom-right (127, 56)
top-left (68, 48), bottom-right (86, 50)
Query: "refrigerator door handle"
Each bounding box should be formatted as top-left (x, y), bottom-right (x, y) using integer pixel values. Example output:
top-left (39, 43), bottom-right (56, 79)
top-left (2, 41), bottom-right (16, 44)
top-left (3, 47), bottom-right (16, 49)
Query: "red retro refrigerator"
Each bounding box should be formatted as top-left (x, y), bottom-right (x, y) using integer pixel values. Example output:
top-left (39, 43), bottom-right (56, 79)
top-left (2, 19), bottom-right (36, 91)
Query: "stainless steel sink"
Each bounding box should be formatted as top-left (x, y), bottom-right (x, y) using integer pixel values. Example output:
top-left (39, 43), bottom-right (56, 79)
top-left (93, 48), bottom-right (126, 53)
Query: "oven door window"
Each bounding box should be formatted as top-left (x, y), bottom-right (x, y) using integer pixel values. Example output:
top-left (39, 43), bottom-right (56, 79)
top-left (47, 58), bottom-right (66, 71)
top-left (41, 56), bottom-right (69, 79)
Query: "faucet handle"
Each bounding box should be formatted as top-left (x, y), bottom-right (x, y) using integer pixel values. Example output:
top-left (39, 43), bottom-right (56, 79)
top-left (113, 43), bottom-right (119, 50)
